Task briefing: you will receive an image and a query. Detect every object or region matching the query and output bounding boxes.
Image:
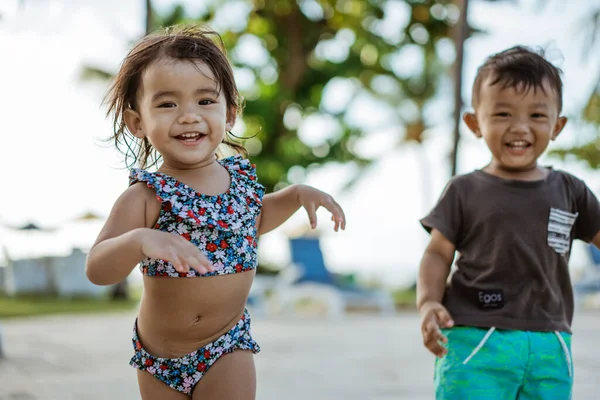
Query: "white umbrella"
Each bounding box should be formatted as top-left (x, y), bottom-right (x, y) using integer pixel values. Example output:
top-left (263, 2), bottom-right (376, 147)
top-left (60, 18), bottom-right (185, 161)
top-left (54, 211), bottom-right (105, 253)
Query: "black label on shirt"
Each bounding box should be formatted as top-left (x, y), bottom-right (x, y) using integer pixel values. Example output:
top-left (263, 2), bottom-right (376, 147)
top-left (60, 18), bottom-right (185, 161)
top-left (477, 289), bottom-right (504, 310)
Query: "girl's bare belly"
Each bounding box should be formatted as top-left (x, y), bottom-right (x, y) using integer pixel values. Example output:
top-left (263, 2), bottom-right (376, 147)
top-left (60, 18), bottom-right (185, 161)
top-left (136, 269), bottom-right (255, 358)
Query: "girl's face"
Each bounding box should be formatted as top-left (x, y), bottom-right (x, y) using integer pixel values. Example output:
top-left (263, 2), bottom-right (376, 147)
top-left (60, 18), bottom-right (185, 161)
top-left (126, 58), bottom-right (235, 170)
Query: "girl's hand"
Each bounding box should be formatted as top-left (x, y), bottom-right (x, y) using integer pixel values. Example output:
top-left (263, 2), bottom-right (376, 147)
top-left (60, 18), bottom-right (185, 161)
top-left (419, 301), bottom-right (454, 357)
top-left (296, 185), bottom-right (346, 232)
top-left (135, 229), bottom-right (214, 274)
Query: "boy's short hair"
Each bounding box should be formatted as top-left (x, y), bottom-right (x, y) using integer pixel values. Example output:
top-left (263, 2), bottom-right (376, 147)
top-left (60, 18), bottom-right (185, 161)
top-left (471, 46), bottom-right (564, 112)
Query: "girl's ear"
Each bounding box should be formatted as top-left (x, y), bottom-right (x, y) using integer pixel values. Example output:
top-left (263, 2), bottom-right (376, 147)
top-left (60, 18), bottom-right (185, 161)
top-left (124, 109), bottom-right (144, 138)
top-left (463, 112), bottom-right (482, 138)
top-left (225, 107), bottom-right (237, 131)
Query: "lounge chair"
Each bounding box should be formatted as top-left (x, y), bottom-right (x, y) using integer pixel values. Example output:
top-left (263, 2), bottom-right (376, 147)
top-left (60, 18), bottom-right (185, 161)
top-left (270, 237), bottom-right (395, 316)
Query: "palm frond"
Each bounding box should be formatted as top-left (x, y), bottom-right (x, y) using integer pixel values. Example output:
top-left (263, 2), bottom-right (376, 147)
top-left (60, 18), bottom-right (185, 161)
top-left (79, 66), bottom-right (114, 82)
top-left (583, 84), bottom-right (600, 125)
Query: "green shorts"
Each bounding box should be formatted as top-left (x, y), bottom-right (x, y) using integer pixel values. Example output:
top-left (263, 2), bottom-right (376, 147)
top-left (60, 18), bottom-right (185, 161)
top-left (434, 326), bottom-right (573, 400)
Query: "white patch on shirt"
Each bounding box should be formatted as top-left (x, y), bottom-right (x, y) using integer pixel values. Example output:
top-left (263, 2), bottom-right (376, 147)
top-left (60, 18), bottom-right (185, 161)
top-left (547, 208), bottom-right (578, 255)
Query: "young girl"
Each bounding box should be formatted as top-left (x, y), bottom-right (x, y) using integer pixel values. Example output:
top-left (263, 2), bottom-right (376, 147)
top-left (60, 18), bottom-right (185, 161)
top-left (86, 25), bottom-right (346, 400)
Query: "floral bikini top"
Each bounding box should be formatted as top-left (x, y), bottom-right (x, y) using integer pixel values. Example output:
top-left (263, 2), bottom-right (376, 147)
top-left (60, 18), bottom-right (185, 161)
top-left (129, 155), bottom-right (265, 277)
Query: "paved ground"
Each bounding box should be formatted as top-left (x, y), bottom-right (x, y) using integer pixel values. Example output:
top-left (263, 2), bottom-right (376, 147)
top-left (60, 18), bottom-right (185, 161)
top-left (0, 310), bottom-right (598, 399)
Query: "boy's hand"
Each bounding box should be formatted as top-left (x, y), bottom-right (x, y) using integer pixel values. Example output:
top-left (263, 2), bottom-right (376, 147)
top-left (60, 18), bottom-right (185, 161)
top-left (135, 229), bottom-right (214, 274)
top-left (420, 301), bottom-right (454, 357)
top-left (296, 185), bottom-right (346, 232)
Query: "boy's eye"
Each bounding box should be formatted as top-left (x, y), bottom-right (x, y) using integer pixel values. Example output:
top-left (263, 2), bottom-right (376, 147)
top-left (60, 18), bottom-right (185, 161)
top-left (493, 112), bottom-right (510, 117)
top-left (531, 113), bottom-right (547, 118)
top-left (158, 102), bottom-right (176, 108)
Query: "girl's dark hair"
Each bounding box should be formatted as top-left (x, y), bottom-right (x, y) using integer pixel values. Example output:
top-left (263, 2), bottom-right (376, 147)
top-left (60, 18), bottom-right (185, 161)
top-left (105, 24), bottom-right (247, 169)
top-left (472, 45), bottom-right (564, 112)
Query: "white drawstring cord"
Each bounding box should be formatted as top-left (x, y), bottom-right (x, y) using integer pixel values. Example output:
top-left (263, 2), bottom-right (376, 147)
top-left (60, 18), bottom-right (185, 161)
top-left (463, 327), bottom-right (496, 365)
top-left (554, 331), bottom-right (573, 377)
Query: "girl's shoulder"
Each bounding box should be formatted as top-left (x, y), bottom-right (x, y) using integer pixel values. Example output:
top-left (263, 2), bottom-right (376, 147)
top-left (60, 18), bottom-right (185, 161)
top-left (220, 155), bottom-right (264, 194)
top-left (220, 154), bottom-right (256, 176)
top-left (129, 167), bottom-right (158, 186)
top-left (127, 168), bottom-right (178, 203)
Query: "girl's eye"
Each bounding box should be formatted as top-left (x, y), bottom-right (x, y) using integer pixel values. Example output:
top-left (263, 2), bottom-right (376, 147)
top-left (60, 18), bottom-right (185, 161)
top-left (158, 102), bottom-right (176, 108)
top-left (199, 99), bottom-right (214, 106)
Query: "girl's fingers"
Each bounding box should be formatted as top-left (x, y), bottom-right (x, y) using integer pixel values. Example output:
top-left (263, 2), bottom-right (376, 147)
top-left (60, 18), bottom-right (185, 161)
top-left (337, 204), bottom-right (346, 230)
top-left (330, 215), bottom-right (340, 231)
top-left (325, 201), bottom-right (345, 231)
top-left (184, 255), bottom-right (207, 274)
top-left (173, 254), bottom-right (189, 273)
top-left (197, 253), bottom-right (214, 272)
top-left (178, 239), bottom-right (212, 273)
top-left (304, 203), bottom-right (318, 228)
top-left (165, 250), bottom-right (182, 272)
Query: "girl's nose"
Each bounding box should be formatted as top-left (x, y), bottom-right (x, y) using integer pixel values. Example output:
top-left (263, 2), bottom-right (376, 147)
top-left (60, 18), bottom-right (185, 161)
top-left (178, 108), bottom-right (201, 124)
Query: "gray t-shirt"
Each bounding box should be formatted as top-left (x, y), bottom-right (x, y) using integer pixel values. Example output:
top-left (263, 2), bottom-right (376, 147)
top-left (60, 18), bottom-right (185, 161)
top-left (420, 168), bottom-right (600, 333)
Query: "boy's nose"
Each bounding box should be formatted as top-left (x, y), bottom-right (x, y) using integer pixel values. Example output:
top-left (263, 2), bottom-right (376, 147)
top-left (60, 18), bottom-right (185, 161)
top-left (510, 121), bottom-right (531, 134)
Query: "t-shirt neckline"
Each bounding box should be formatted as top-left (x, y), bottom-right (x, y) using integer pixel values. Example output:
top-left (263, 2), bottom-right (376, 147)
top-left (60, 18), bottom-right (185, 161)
top-left (474, 167), bottom-right (555, 188)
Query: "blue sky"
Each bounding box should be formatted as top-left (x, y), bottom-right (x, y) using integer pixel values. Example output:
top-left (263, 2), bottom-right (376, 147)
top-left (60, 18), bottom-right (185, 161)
top-left (0, 0), bottom-right (599, 286)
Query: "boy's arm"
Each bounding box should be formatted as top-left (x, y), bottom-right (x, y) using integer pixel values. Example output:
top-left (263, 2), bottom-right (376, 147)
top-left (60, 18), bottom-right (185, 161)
top-left (591, 231), bottom-right (600, 250)
top-left (257, 184), bottom-right (345, 236)
top-left (418, 228), bottom-right (456, 357)
top-left (417, 229), bottom-right (456, 311)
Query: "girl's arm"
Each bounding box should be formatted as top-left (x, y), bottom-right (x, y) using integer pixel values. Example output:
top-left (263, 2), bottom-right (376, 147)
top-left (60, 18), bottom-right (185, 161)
top-left (257, 184), bottom-right (345, 236)
top-left (86, 184), bottom-right (213, 285)
top-left (85, 184), bottom-right (154, 285)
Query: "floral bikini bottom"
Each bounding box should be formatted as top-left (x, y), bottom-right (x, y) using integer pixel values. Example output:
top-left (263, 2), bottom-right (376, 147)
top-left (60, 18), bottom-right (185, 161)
top-left (129, 309), bottom-right (260, 396)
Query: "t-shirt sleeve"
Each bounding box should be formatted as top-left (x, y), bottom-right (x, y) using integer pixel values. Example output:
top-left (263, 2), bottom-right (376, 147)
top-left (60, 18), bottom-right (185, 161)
top-left (420, 179), bottom-right (463, 246)
top-left (571, 176), bottom-right (600, 242)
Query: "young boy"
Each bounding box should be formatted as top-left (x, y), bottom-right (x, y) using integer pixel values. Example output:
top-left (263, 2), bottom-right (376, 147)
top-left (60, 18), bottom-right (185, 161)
top-left (418, 46), bottom-right (600, 399)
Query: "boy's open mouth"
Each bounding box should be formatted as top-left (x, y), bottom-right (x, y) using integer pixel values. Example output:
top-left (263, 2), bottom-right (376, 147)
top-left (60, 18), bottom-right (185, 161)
top-left (505, 140), bottom-right (531, 150)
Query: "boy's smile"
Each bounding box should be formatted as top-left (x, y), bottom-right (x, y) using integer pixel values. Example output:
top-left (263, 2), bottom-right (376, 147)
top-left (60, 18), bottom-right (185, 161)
top-left (464, 77), bottom-right (567, 179)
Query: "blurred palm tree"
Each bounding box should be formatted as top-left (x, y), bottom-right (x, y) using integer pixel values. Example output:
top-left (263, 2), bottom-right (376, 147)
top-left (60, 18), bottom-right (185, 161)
top-left (449, 0), bottom-right (469, 177)
top-left (80, 0), bottom-right (465, 298)
top-left (550, 7), bottom-right (600, 168)
top-left (449, 0), bottom-right (521, 176)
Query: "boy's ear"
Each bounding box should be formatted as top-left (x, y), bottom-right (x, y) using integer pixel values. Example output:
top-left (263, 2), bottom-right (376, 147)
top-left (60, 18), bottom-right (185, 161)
top-left (463, 112), bottom-right (481, 138)
top-left (225, 107), bottom-right (237, 131)
top-left (551, 116), bottom-right (568, 141)
top-left (124, 109), bottom-right (144, 138)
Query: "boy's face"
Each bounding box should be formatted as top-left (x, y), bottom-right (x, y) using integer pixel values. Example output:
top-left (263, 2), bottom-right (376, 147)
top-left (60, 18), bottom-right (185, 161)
top-left (464, 77), bottom-right (567, 173)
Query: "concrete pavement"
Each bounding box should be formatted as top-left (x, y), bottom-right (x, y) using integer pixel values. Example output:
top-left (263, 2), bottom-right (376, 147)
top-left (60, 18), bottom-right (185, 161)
top-left (0, 310), bottom-right (598, 399)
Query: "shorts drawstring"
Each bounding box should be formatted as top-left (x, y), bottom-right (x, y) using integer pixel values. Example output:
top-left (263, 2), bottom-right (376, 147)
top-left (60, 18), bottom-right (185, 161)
top-left (463, 327), bottom-right (496, 365)
top-left (554, 331), bottom-right (572, 377)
